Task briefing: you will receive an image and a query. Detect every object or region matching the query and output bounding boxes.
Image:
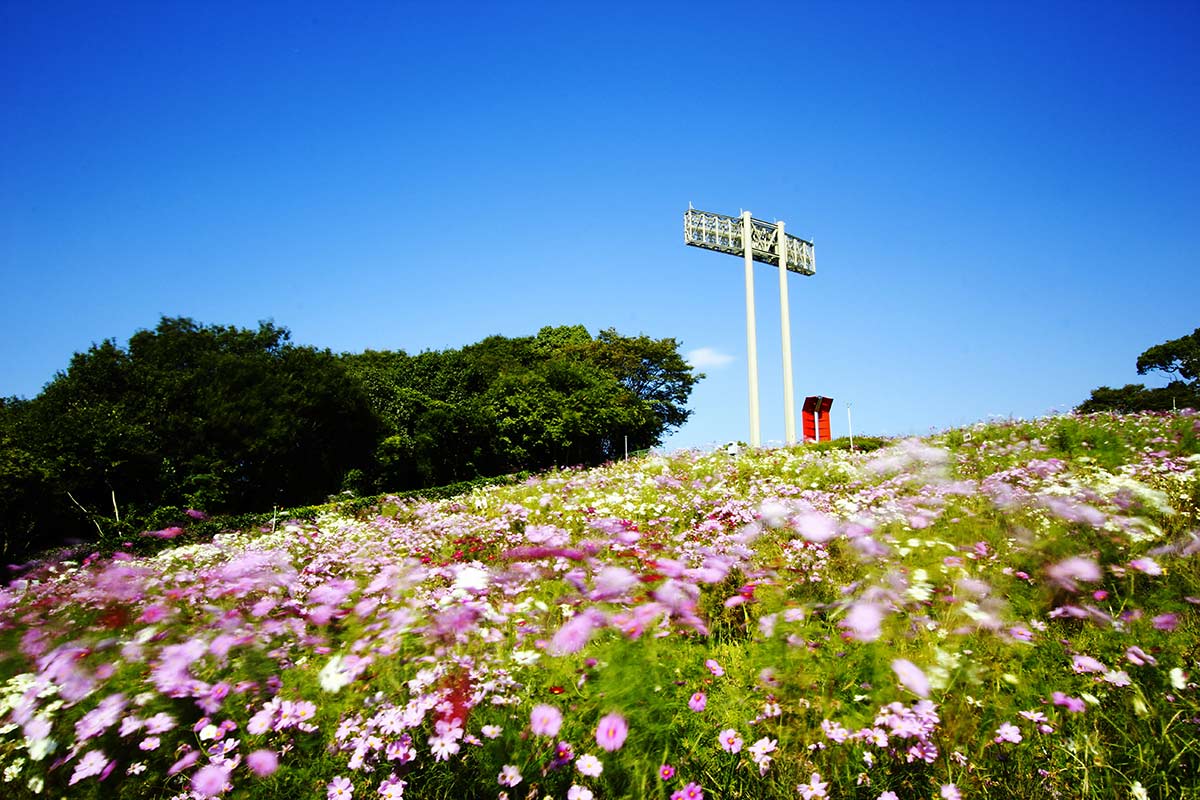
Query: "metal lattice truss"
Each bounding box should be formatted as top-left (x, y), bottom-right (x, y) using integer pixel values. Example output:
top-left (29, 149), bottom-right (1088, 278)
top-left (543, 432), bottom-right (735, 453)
top-left (683, 208), bottom-right (815, 275)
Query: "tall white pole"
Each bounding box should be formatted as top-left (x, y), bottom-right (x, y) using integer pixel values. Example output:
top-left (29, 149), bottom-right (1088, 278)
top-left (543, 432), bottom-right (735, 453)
top-left (778, 221), bottom-right (796, 445)
top-left (742, 211), bottom-right (761, 447)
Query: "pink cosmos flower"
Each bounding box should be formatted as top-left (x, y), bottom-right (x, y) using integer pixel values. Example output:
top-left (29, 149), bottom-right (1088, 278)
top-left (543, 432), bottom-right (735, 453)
top-left (718, 728), bottom-right (743, 753)
top-left (891, 659), bottom-right (931, 698)
top-left (531, 704), bottom-right (563, 737)
top-left (671, 782), bottom-right (704, 800)
top-left (1052, 691), bottom-right (1086, 713)
top-left (167, 750), bottom-right (199, 776)
top-left (1072, 655), bottom-right (1106, 674)
top-left (994, 722), bottom-right (1022, 743)
top-left (705, 658), bottom-right (725, 676)
top-left (549, 609), bottom-right (604, 655)
top-left (328, 776), bottom-right (354, 799)
top-left (797, 772), bottom-right (829, 799)
top-left (192, 764), bottom-right (232, 797)
top-left (498, 765), bottom-right (523, 787)
top-left (841, 601), bottom-right (886, 642)
top-left (660, 764), bottom-right (676, 780)
top-left (1153, 613), bottom-right (1179, 631)
top-left (596, 712), bottom-right (629, 751)
top-left (1126, 645), bottom-right (1157, 666)
top-left (688, 692), bottom-right (707, 712)
top-left (247, 750), bottom-right (279, 777)
top-left (1129, 558), bottom-right (1162, 576)
top-left (941, 785), bottom-right (962, 800)
top-left (1046, 556), bottom-right (1102, 592)
top-left (69, 750), bottom-right (110, 785)
top-left (568, 786), bottom-right (594, 800)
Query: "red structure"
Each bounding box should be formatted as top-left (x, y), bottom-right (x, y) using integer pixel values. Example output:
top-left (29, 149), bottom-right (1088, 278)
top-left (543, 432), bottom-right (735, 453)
top-left (802, 396), bottom-right (833, 442)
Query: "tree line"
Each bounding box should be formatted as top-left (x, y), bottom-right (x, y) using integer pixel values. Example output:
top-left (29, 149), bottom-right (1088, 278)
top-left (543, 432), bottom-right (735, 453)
top-left (0, 318), bottom-right (701, 565)
top-left (1077, 326), bottom-right (1200, 414)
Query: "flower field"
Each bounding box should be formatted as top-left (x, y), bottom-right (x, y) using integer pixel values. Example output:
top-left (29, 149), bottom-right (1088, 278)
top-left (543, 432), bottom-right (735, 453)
top-left (2, 412), bottom-right (1199, 799)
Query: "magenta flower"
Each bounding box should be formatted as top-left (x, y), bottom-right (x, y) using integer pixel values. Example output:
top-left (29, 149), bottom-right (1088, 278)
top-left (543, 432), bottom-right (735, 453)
top-left (596, 712), bottom-right (629, 751)
top-left (531, 704), bottom-right (563, 737)
top-left (688, 691), bottom-right (707, 712)
top-left (671, 782), bottom-right (704, 800)
top-left (660, 763), bottom-right (676, 780)
top-left (705, 658), bottom-right (725, 676)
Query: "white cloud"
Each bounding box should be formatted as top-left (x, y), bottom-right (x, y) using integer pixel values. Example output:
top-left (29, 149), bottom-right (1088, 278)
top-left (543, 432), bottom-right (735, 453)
top-left (686, 347), bottom-right (735, 369)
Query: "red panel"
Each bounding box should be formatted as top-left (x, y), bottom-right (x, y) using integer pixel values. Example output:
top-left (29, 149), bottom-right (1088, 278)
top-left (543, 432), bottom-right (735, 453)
top-left (802, 396), bottom-right (834, 442)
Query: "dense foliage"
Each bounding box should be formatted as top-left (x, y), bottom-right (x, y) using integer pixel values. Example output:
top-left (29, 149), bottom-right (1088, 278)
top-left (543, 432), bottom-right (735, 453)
top-left (0, 412), bottom-right (1197, 799)
top-left (0, 319), bottom-right (700, 566)
top-left (1079, 326), bottom-right (1200, 413)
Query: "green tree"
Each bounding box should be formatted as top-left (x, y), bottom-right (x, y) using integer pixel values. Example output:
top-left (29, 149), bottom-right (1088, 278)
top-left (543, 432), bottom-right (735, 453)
top-left (1079, 326), bottom-right (1200, 413)
top-left (1136, 326), bottom-right (1200, 385)
top-left (2, 317), bottom-right (378, 562)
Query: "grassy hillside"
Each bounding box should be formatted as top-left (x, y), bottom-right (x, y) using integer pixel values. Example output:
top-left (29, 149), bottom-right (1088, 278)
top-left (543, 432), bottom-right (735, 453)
top-left (1, 412), bottom-right (1198, 799)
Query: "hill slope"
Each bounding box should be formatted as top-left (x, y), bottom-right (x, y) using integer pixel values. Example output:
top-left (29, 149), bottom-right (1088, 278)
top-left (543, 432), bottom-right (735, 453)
top-left (1, 412), bottom-right (1198, 799)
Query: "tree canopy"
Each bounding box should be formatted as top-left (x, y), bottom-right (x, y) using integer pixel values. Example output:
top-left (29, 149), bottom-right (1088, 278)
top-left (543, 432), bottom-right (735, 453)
top-left (1, 318), bottom-right (702, 567)
top-left (1078, 326), bottom-right (1200, 414)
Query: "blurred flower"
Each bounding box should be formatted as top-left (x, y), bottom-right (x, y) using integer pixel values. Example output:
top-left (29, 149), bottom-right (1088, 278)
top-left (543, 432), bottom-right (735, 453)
top-left (718, 728), bottom-right (743, 753)
top-left (191, 764), bottom-right (232, 797)
top-left (892, 659), bottom-right (931, 698)
top-left (660, 764), bottom-right (676, 780)
top-left (596, 713), bottom-right (628, 751)
top-left (688, 692), bottom-right (707, 712)
top-left (531, 704), bottom-right (563, 737)
top-left (69, 750), bottom-right (110, 785)
top-left (247, 750), bottom-right (278, 777)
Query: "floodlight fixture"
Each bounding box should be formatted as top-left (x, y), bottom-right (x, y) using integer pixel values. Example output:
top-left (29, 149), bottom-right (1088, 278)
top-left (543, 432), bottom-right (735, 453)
top-left (683, 206), bottom-right (816, 447)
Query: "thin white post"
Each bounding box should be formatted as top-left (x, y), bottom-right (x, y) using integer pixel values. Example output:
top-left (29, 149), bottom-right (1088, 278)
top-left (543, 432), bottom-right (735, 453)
top-left (778, 220), bottom-right (796, 445)
top-left (742, 211), bottom-right (761, 447)
top-left (848, 402), bottom-right (854, 450)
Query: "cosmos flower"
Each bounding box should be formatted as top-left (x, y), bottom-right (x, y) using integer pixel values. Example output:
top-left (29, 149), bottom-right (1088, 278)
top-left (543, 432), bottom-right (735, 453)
top-left (596, 713), bottom-right (629, 751)
top-left (531, 704), bottom-right (563, 737)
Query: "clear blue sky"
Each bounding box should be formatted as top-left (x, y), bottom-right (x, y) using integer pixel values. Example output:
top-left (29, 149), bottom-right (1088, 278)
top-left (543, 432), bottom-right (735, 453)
top-left (3, 1), bottom-right (1198, 449)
